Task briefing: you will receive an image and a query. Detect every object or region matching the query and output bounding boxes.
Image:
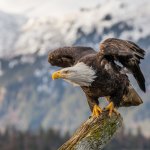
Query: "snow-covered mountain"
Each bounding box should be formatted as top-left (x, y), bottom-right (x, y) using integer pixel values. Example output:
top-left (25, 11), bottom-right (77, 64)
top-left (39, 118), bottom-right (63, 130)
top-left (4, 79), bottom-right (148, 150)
top-left (0, 11), bottom-right (26, 58)
top-left (0, 0), bottom-right (150, 136)
top-left (0, 0), bottom-right (150, 58)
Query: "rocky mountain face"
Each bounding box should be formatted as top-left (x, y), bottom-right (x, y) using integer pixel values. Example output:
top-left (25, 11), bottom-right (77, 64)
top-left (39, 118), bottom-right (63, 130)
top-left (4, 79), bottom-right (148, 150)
top-left (0, 0), bottom-right (150, 136)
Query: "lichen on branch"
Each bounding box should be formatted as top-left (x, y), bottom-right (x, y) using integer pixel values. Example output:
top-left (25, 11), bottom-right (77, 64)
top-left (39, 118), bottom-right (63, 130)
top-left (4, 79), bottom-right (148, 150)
top-left (58, 111), bottom-right (123, 150)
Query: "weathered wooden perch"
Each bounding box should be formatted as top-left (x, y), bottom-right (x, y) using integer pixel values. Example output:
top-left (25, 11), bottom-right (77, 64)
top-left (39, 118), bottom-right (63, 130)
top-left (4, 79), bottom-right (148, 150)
top-left (58, 111), bottom-right (123, 150)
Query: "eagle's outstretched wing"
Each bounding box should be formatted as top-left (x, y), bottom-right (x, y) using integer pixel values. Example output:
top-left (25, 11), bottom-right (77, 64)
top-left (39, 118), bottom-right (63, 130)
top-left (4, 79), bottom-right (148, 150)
top-left (48, 46), bottom-right (96, 68)
top-left (99, 38), bottom-right (146, 92)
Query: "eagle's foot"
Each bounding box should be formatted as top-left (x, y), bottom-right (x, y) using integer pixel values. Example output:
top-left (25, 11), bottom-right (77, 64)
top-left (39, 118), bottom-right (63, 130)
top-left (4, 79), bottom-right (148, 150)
top-left (105, 102), bottom-right (119, 117)
top-left (92, 104), bottom-right (102, 117)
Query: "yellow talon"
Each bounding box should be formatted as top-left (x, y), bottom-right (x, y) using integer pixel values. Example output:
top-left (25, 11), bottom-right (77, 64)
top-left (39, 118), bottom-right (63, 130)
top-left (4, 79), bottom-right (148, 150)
top-left (92, 104), bottom-right (102, 117)
top-left (105, 102), bottom-right (119, 117)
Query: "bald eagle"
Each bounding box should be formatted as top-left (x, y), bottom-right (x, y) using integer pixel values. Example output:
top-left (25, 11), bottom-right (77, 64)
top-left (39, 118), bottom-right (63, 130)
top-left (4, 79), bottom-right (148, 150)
top-left (48, 38), bottom-right (145, 117)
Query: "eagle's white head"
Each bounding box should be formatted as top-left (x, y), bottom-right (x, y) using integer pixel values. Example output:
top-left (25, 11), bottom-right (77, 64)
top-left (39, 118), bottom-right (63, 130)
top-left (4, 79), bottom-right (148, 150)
top-left (52, 62), bottom-right (97, 86)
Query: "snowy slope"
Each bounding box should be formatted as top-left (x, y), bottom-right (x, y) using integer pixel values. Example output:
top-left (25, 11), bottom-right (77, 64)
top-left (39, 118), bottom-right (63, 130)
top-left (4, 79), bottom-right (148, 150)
top-left (0, 11), bottom-right (26, 58)
top-left (0, 0), bottom-right (150, 58)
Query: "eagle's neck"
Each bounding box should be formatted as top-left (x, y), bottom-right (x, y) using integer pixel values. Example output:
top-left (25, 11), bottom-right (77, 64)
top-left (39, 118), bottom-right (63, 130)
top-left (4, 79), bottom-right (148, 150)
top-left (64, 62), bottom-right (97, 87)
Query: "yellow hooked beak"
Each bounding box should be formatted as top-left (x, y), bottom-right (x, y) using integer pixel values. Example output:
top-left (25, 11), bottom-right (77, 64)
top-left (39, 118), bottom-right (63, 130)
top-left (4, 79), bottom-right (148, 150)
top-left (52, 70), bottom-right (62, 80)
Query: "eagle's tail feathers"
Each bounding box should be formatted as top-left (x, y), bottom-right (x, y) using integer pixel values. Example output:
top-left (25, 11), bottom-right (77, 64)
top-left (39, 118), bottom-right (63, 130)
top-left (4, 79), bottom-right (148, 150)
top-left (120, 85), bottom-right (143, 107)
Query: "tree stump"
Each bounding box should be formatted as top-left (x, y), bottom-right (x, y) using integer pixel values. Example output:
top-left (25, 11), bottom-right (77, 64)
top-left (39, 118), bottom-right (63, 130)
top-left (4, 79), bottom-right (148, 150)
top-left (58, 111), bottom-right (123, 150)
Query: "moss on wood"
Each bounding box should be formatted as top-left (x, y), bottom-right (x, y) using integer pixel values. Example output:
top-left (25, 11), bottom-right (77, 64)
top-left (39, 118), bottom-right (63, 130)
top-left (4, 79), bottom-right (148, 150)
top-left (58, 111), bottom-right (123, 150)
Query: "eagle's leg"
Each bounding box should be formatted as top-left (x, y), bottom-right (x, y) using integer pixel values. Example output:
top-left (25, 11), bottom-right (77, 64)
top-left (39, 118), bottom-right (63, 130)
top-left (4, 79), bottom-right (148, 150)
top-left (92, 104), bottom-right (102, 117)
top-left (105, 102), bottom-right (119, 117)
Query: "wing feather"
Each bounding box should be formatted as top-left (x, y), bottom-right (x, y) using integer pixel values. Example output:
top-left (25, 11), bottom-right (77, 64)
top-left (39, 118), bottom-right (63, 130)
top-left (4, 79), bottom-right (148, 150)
top-left (99, 38), bottom-right (146, 92)
top-left (48, 46), bottom-right (96, 68)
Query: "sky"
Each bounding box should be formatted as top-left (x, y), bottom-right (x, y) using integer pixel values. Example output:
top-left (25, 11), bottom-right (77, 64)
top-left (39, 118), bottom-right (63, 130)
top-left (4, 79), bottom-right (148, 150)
top-left (0, 0), bottom-right (102, 17)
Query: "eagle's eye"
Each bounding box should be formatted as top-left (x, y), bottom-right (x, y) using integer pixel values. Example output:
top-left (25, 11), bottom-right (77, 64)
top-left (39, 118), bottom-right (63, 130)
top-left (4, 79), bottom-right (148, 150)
top-left (63, 70), bottom-right (69, 74)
